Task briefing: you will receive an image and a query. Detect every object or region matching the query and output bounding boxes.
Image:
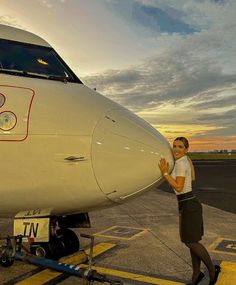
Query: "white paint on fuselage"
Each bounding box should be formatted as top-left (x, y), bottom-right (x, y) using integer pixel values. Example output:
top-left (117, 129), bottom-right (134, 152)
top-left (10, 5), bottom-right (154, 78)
top-left (0, 25), bottom-right (174, 218)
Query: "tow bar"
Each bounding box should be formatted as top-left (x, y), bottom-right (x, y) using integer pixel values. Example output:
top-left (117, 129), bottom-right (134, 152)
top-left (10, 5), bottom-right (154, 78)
top-left (0, 234), bottom-right (122, 285)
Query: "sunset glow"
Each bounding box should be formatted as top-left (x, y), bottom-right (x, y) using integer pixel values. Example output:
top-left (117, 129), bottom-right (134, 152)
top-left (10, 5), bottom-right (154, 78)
top-left (1, 0), bottom-right (236, 151)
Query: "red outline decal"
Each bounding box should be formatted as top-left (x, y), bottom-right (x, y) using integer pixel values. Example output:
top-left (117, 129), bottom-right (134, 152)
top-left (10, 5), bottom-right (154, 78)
top-left (0, 85), bottom-right (35, 142)
top-left (0, 93), bottom-right (6, 108)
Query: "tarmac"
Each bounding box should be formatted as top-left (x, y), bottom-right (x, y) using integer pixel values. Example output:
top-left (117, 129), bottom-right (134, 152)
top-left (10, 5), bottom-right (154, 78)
top-left (0, 160), bottom-right (235, 285)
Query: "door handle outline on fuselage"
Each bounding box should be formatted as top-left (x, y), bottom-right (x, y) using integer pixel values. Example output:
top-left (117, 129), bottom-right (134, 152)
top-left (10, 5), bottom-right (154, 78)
top-left (64, 156), bottom-right (86, 162)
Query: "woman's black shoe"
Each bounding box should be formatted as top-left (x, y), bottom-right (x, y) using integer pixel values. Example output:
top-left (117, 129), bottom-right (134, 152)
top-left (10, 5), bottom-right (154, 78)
top-left (209, 265), bottom-right (221, 285)
top-left (186, 271), bottom-right (205, 285)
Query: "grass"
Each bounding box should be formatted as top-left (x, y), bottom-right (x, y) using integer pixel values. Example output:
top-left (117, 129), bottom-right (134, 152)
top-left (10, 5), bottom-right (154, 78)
top-left (188, 153), bottom-right (236, 160)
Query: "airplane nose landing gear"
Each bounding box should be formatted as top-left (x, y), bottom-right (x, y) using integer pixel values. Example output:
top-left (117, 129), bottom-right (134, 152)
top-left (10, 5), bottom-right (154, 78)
top-left (30, 228), bottom-right (80, 259)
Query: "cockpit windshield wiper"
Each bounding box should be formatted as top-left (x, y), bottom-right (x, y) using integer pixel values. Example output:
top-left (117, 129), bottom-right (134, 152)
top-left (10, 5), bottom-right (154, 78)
top-left (26, 72), bottom-right (68, 82)
top-left (47, 75), bottom-right (68, 82)
top-left (0, 68), bottom-right (68, 82)
top-left (0, 68), bottom-right (25, 75)
top-left (0, 68), bottom-right (47, 78)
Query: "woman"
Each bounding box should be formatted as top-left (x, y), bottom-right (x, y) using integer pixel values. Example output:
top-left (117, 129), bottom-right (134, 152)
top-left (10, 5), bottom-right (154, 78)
top-left (159, 137), bottom-right (220, 285)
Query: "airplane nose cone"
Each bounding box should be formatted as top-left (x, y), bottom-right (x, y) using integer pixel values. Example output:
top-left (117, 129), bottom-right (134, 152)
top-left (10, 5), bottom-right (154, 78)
top-left (91, 109), bottom-right (174, 202)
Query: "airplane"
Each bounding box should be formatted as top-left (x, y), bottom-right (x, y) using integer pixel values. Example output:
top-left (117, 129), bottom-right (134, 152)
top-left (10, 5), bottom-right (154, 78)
top-left (0, 24), bottom-right (174, 260)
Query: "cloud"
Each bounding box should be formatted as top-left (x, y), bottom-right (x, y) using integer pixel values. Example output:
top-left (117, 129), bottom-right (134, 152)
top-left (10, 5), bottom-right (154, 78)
top-left (82, 26), bottom-right (236, 139)
top-left (190, 88), bottom-right (236, 110)
top-left (190, 135), bottom-right (236, 151)
top-left (132, 2), bottom-right (197, 34)
top-left (82, 0), bottom-right (236, 145)
top-left (36, 0), bottom-right (52, 8)
top-left (197, 108), bottom-right (236, 122)
top-left (106, 0), bottom-right (234, 34)
top-left (212, 0), bottom-right (227, 5)
top-left (37, 0), bottom-right (67, 8)
top-left (83, 48), bottom-right (235, 110)
top-left (82, 58), bottom-right (236, 138)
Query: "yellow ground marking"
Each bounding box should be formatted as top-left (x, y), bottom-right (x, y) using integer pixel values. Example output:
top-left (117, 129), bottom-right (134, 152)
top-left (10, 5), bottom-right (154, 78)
top-left (95, 225), bottom-right (149, 240)
top-left (208, 238), bottom-right (224, 251)
top-left (217, 261), bottom-right (236, 285)
top-left (208, 237), bottom-right (236, 256)
top-left (79, 264), bottom-right (184, 285)
top-left (15, 242), bottom-right (115, 285)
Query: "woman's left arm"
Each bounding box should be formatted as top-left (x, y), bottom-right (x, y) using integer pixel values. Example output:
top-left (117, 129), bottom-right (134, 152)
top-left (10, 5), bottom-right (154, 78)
top-left (159, 158), bottom-right (185, 193)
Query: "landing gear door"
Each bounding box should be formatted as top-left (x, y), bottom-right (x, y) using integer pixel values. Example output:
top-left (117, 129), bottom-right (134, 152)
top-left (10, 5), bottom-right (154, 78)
top-left (14, 217), bottom-right (50, 242)
top-left (14, 209), bottom-right (51, 242)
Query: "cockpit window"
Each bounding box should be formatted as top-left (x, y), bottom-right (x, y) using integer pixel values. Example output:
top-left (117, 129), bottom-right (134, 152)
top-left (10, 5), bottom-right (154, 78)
top-left (0, 39), bottom-right (81, 83)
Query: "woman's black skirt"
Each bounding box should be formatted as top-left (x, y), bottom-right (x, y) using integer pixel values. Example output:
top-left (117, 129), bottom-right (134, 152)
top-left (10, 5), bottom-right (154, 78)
top-left (178, 194), bottom-right (204, 243)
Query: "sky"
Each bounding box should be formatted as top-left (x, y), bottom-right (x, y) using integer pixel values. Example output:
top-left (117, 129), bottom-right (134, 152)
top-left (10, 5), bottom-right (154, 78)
top-left (1, 0), bottom-right (236, 151)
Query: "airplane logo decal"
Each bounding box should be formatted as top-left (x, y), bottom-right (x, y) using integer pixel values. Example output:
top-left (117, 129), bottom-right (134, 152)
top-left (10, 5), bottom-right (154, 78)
top-left (0, 85), bottom-right (35, 142)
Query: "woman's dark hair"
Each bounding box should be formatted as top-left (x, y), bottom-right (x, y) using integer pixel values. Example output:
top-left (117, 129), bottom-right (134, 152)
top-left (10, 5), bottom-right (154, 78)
top-left (174, 137), bottom-right (189, 149)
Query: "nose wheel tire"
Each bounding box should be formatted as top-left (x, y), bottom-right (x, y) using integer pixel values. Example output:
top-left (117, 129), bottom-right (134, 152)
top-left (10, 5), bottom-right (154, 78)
top-left (35, 244), bottom-right (48, 258)
top-left (0, 253), bottom-right (14, 267)
top-left (58, 228), bottom-right (80, 255)
top-left (30, 228), bottom-right (80, 259)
